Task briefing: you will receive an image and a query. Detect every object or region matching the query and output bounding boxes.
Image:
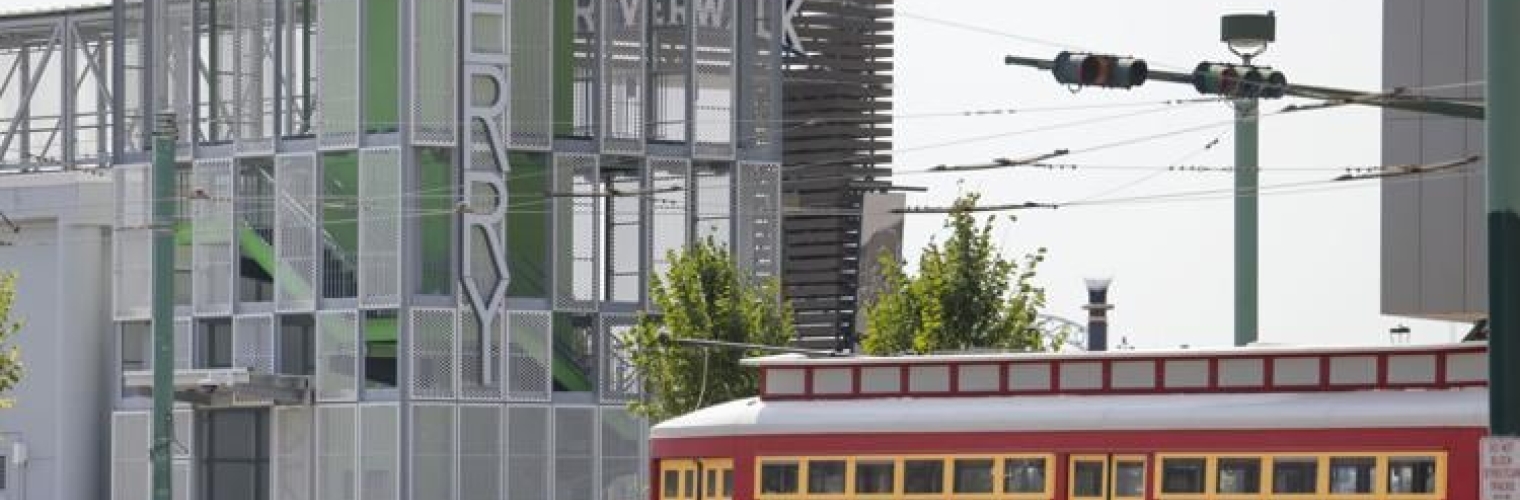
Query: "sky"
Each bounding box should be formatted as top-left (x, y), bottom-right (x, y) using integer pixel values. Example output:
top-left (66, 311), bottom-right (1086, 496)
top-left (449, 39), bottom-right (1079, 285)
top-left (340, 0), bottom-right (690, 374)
top-left (3, 0), bottom-right (1464, 348)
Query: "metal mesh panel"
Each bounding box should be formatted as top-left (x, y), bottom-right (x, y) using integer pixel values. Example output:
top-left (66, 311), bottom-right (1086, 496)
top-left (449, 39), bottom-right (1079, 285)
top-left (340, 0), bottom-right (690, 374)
top-left (648, 158), bottom-right (690, 280)
top-left (648, 0), bottom-right (689, 142)
top-left (192, 158), bottom-right (235, 315)
top-left (233, 0), bottom-right (276, 153)
top-left (411, 404), bottom-right (456, 500)
top-left (411, 0), bottom-right (457, 145)
top-left (173, 461), bottom-right (192, 500)
top-left (605, 165), bottom-right (644, 304)
top-left (113, 164), bottom-right (152, 320)
top-left (358, 147), bottom-right (402, 307)
top-left (506, 310), bottom-right (552, 400)
top-left (317, 405), bottom-right (358, 500)
top-left (509, 0), bottom-right (553, 149)
top-left (360, 404), bottom-right (399, 500)
top-left (600, 0), bottom-right (645, 153)
top-left (112, 412), bottom-right (150, 500)
top-left (600, 406), bottom-right (646, 500)
top-left (507, 406), bottom-right (551, 500)
top-left (409, 308), bottom-right (458, 399)
top-left (316, 310), bottom-right (360, 401)
top-left (694, 162), bottom-right (732, 246)
top-left (736, 162), bottom-right (781, 279)
top-left (737, 0), bottom-right (781, 155)
top-left (273, 407), bottom-right (313, 500)
top-left (553, 154), bottom-right (600, 309)
top-left (693, 0), bottom-right (735, 158)
top-left (600, 315), bottom-right (639, 402)
top-left (233, 313), bottom-right (276, 373)
top-left (555, 406), bottom-right (598, 500)
top-left (274, 153), bottom-right (319, 312)
top-left (174, 318), bottom-right (192, 369)
top-left (317, 0), bottom-right (359, 148)
top-left (459, 405), bottom-right (503, 500)
top-left (173, 408), bottom-right (194, 460)
top-left (460, 308), bottom-right (503, 399)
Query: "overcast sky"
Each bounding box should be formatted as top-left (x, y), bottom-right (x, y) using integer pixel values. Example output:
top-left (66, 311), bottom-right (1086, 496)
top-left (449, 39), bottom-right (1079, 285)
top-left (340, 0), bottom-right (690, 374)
top-left (5, 0), bottom-right (1460, 348)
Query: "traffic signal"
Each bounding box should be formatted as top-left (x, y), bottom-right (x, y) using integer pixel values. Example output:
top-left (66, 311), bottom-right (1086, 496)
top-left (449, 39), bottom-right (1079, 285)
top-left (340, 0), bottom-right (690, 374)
top-left (1191, 62), bottom-right (1287, 98)
top-left (1052, 51), bottom-right (1148, 89)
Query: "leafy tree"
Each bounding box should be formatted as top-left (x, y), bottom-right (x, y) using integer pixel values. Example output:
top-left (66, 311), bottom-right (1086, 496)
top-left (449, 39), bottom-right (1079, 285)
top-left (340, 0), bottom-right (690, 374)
top-left (0, 272), bottom-right (23, 407)
top-left (862, 192), bottom-right (1054, 355)
top-left (628, 239), bottom-right (795, 422)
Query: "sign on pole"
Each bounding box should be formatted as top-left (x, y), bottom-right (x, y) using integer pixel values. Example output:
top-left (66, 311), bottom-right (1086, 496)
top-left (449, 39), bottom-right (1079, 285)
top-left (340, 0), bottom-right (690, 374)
top-left (1484, 436), bottom-right (1520, 500)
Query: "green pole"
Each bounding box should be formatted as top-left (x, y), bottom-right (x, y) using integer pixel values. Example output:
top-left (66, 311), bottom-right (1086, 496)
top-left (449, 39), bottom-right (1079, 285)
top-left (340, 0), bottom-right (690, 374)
top-left (150, 111), bottom-right (177, 500)
top-left (1234, 97), bottom-right (1259, 347)
top-left (1488, 0), bottom-right (1520, 437)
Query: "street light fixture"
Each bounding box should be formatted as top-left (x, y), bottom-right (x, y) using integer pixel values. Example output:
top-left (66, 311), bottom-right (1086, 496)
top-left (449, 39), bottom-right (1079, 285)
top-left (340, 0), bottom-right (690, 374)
top-left (1221, 12), bottom-right (1276, 63)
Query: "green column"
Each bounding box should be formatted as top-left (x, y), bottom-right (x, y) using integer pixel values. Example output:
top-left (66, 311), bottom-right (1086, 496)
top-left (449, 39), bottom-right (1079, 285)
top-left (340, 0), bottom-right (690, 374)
top-left (1489, 0), bottom-right (1520, 436)
top-left (1234, 98), bottom-right (1259, 347)
top-left (150, 113), bottom-right (177, 500)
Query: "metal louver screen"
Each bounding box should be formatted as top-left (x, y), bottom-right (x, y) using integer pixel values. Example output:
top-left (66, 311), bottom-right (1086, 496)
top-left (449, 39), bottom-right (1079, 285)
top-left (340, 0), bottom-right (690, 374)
top-left (507, 406), bottom-right (551, 500)
top-left (736, 162), bottom-right (781, 279)
top-left (273, 407), bottom-right (313, 500)
top-left (233, 0), bottom-right (276, 154)
top-left (601, 406), bottom-right (647, 500)
top-left (315, 310), bottom-right (359, 401)
top-left (358, 147), bottom-right (402, 307)
top-left (410, 308), bottom-right (458, 399)
top-left (555, 406), bottom-right (598, 500)
top-left (411, 404), bottom-right (456, 500)
top-left (233, 314), bottom-right (276, 373)
top-left (509, 0), bottom-right (553, 149)
top-left (316, 406), bottom-right (357, 500)
top-left (274, 153), bottom-right (319, 312)
top-left (317, 0), bottom-right (359, 148)
top-left (113, 165), bottom-right (152, 320)
top-left (411, 0), bottom-right (457, 145)
top-left (601, 0), bottom-right (645, 153)
top-left (553, 154), bottom-right (600, 310)
top-left (506, 310), bottom-right (551, 400)
top-left (600, 315), bottom-right (640, 402)
top-left (460, 308), bottom-right (503, 399)
top-left (111, 412), bottom-right (150, 500)
top-left (360, 404), bottom-right (399, 500)
top-left (192, 158), bottom-right (235, 315)
top-left (459, 405), bottom-right (503, 500)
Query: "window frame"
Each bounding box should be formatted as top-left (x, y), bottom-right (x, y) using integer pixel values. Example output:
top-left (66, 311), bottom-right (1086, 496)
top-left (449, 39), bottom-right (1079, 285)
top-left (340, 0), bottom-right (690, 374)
top-left (661, 459), bottom-right (701, 500)
top-left (1111, 454), bottom-right (1148, 500)
top-left (900, 455), bottom-right (950, 500)
top-left (948, 455), bottom-right (998, 498)
top-left (1382, 452), bottom-right (1446, 500)
top-left (1068, 454), bottom-right (1110, 500)
top-left (755, 457), bottom-right (806, 499)
top-left (1156, 455), bottom-right (1212, 499)
top-left (1267, 455), bottom-right (1323, 498)
top-left (851, 457), bottom-right (900, 498)
top-left (1212, 454), bottom-right (1264, 499)
top-left (803, 457), bottom-right (853, 498)
top-left (999, 454), bottom-right (1056, 499)
top-left (1149, 452), bottom-right (1447, 500)
top-left (701, 458), bottom-right (736, 500)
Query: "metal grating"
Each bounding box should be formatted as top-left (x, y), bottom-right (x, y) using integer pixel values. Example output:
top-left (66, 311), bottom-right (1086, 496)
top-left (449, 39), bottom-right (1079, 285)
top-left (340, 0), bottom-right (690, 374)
top-left (459, 308), bottom-right (503, 399)
top-left (174, 318), bottom-right (192, 369)
top-left (273, 407), bottom-right (313, 500)
top-left (600, 315), bottom-right (640, 402)
top-left (409, 308), bottom-right (458, 399)
top-left (693, 0), bottom-right (736, 159)
top-left (553, 153), bottom-right (601, 310)
top-left (648, 158), bottom-right (690, 281)
top-left (274, 153), bottom-right (319, 312)
top-left (113, 164), bottom-right (152, 320)
top-left (316, 405), bottom-right (357, 500)
top-left (600, 406), bottom-right (646, 500)
top-left (507, 405), bottom-right (551, 500)
top-left (111, 412), bottom-right (150, 500)
top-left (410, 404), bottom-right (456, 500)
top-left (411, 0), bottom-right (458, 145)
top-left (601, 0), bottom-right (646, 154)
top-left (233, 0), bottom-right (276, 154)
top-left (506, 310), bottom-right (552, 400)
top-left (316, 0), bottom-right (359, 149)
top-left (737, 0), bottom-right (782, 155)
top-left (315, 310), bottom-right (359, 401)
top-left (358, 147), bottom-right (402, 308)
top-left (459, 405), bottom-right (504, 500)
top-left (555, 406), bottom-right (598, 500)
top-left (233, 313), bottom-right (276, 373)
top-left (192, 158), bottom-right (235, 316)
top-left (508, 0), bottom-right (553, 149)
top-left (359, 404), bottom-right (399, 500)
top-left (736, 162), bottom-right (782, 279)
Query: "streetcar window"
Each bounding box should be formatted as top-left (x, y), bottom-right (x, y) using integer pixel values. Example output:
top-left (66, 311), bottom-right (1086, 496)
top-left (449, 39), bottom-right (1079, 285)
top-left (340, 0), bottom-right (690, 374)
top-left (1216, 458), bottom-right (1262, 494)
top-left (807, 460), bottom-right (847, 494)
top-left (685, 470), bottom-right (697, 499)
top-left (953, 459), bottom-right (995, 493)
top-left (1071, 461), bottom-right (1105, 498)
top-left (722, 470), bottom-right (734, 498)
top-left (904, 459), bottom-right (945, 494)
top-left (1160, 458), bottom-right (1206, 494)
top-left (1329, 457), bottom-right (1377, 494)
top-left (1003, 458), bottom-right (1046, 494)
top-left (664, 470), bottom-right (680, 498)
top-left (855, 460), bottom-right (895, 495)
top-left (1114, 460), bottom-right (1145, 497)
top-left (707, 469), bottom-right (718, 498)
top-left (1387, 456), bottom-right (1438, 494)
top-left (1272, 457), bottom-right (1319, 494)
top-left (760, 462), bottom-right (800, 494)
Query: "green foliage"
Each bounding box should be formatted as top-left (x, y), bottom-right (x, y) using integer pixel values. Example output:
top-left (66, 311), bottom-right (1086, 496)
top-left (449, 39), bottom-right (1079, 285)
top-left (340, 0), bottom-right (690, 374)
top-left (628, 239), bottom-right (795, 422)
top-left (862, 193), bottom-right (1053, 355)
top-left (0, 272), bottom-right (23, 407)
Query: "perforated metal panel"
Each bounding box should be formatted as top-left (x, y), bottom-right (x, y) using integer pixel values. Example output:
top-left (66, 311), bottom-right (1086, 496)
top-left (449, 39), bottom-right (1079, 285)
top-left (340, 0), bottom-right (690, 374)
top-left (359, 147), bottom-right (402, 308)
top-left (111, 412), bottom-right (150, 500)
top-left (648, 158), bottom-right (690, 281)
top-left (509, 0), bottom-right (553, 149)
top-left (233, 0), bottom-right (276, 154)
top-left (459, 405), bottom-right (503, 500)
top-left (737, 0), bottom-right (781, 155)
top-left (317, 405), bottom-right (358, 500)
top-left (606, 166), bottom-right (644, 304)
top-left (273, 407), bottom-right (313, 500)
top-left (553, 154), bottom-right (600, 310)
top-left (601, 0), bottom-right (645, 154)
top-left (316, 310), bottom-right (360, 401)
top-left (736, 162), bottom-right (781, 278)
top-left (410, 404), bottom-right (456, 500)
top-left (192, 158), bottom-right (235, 315)
top-left (409, 308), bottom-right (458, 399)
top-left (508, 405), bottom-right (551, 500)
top-left (316, 0), bottom-right (359, 148)
top-left (233, 313), bottom-right (276, 373)
top-left (506, 310), bottom-right (552, 400)
top-left (600, 406), bottom-right (646, 500)
top-left (460, 308), bottom-right (503, 399)
top-left (693, 0), bottom-right (736, 159)
top-left (174, 318), bottom-right (192, 369)
top-left (411, 0), bottom-right (458, 145)
top-left (600, 315), bottom-right (639, 402)
top-left (274, 153), bottom-right (319, 312)
top-left (113, 164), bottom-right (152, 320)
top-left (555, 406), bottom-right (598, 500)
top-left (360, 404), bottom-right (399, 500)
top-left (694, 162), bottom-right (732, 246)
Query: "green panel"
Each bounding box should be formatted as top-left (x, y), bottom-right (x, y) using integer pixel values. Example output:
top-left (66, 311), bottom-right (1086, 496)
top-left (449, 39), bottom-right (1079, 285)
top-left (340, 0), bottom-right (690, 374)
top-left (363, 0), bottom-right (400, 133)
top-left (551, 312), bottom-right (595, 392)
top-left (416, 148), bottom-right (454, 295)
top-left (364, 315), bottom-right (398, 357)
top-left (506, 152), bottom-right (549, 298)
top-left (552, 0), bottom-right (574, 137)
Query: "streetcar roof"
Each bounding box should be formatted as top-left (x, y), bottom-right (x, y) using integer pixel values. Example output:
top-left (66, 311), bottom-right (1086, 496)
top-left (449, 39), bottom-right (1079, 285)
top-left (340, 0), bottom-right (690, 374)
top-left (741, 341), bottom-right (1486, 367)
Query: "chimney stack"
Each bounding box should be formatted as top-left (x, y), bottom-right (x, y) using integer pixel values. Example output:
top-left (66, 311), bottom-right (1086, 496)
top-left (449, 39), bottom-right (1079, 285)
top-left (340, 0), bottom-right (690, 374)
top-left (1083, 278), bottom-right (1114, 351)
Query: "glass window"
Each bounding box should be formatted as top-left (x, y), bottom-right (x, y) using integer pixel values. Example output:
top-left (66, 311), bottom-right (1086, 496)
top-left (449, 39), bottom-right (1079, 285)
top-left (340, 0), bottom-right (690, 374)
top-left (278, 315), bottom-right (315, 376)
top-left (1115, 460), bottom-right (1145, 497)
top-left (505, 152), bottom-right (549, 298)
top-left (1388, 457), bottom-right (1438, 494)
top-left (363, 311), bottom-right (398, 388)
top-left (663, 470), bottom-right (679, 499)
top-left (1217, 458), bottom-right (1262, 494)
top-left (121, 322), bottom-right (152, 371)
top-left (321, 152), bottom-right (359, 299)
top-left (1072, 461), bottom-right (1105, 498)
top-left (1004, 458), bottom-right (1047, 494)
top-left (1272, 457), bottom-right (1319, 494)
top-left (855, 460), bottom-right (895, 494)
top-left (414, 148), bottom-right (454, 296)
top-left (685, 470), bottom-right (696, 499)
top-left (707, 469), bottom-right (718, 498)
top-left (201, 320), bottom-right (233, 368)
top-left (1161, 458), bottom-right (1206, 494)
top-left (904, 459), bottom-right (945, 494)
top-left (760, 462), bottom-right (799, 494)
top-left (723, 469), bottom-right (734, 498)
top-left (1330, 457), bottom-right (1377, 494)
top-left (953, 459), bottom-right (994, 493)
top-left (807, 460), bottom-right (846, 494)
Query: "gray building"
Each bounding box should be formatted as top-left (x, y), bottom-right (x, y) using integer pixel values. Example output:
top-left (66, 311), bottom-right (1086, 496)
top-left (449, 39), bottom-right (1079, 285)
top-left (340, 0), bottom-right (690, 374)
top-left (1382, 0), bottom-right (1486, 322)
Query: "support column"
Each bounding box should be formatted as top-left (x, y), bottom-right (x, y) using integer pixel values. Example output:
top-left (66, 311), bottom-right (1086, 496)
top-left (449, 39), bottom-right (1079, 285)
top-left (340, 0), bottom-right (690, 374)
top-left (150, 111), bottom-right (177, 500)
top-left (1233, 98), bottom-right (1259, 347)
top-left (1488, 0), bottom-right (1520, 436)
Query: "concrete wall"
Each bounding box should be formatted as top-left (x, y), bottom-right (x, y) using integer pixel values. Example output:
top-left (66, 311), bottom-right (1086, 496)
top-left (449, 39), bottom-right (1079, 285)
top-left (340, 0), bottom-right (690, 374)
top-left (1381, 0), bottom-right (1487, 321)
top-left (0, 173), bottom-right (113, 500)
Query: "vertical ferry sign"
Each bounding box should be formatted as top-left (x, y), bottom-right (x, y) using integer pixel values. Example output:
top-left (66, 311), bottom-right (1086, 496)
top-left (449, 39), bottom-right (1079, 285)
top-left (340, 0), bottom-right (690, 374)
top-left (1485, 437), bottom-right (1520, 500)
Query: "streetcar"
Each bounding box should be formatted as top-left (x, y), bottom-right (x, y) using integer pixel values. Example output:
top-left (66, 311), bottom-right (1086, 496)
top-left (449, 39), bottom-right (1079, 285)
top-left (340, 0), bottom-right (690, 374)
top-left (649, 342), bottom-right (1488, 500)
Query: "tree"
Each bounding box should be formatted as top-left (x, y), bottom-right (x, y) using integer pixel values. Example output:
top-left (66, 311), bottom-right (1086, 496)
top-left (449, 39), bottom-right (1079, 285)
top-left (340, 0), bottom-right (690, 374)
top-left (0, 272), bottom-right (23, 407)
top-left (628, 239), bottom-right (795, 422)
top-left (862, 192), bottom-right (1054, 355)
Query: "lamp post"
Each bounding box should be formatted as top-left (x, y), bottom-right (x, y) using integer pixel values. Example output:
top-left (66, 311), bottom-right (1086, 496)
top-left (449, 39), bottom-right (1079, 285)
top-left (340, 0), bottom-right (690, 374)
top-left (1220, 12), bottom-right (1275, 347)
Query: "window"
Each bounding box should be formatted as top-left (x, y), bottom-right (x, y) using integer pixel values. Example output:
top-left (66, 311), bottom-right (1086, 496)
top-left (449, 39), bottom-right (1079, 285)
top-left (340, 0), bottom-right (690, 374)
top-left (760, 462), bottom-right (799, 494)
top-left (855, 460), bottom-right (895, 495)
top-left (685, 470), bottom-right (697, 499)
top-left (1161, 458), bottom-right (1206, 494)
top-left (1216, 458), bottom-right (1261, 494)
top-left (121, 322), bottom-right (152, 371)
top-left (1004, 458), bottom-right (1047, 494)
top-left (1330, 457), bottom-right (1377, 494)
top-left (904, 459), bottom-right (945, 494)
top-left (1387, 456), bottom-right (1438, 494)
top-left (278, 315), bottom-right (314, 376)
top-left (321, 152), bottom-right (359, 299)
top-left (1071, 460), bottom-right (1105, 498)
top-left (707, 469), bottom-right (719, 498)
top-left (200, 320), bottom-right (233, 368)
top-left (808, 460), bottom-right (846, 494)
top-left (953, 459), bottom-right (994, 494)
top-left (362, 311), bottom-right (397, 389)
top-left (1272, 457), bottom-right (1318, 494)
top-left (1114, 459), bottom-right (1145, 497)
top-left (664, 470), bottom-right (680, 499)
top-left (723, 469), bottom-right (734, 498)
